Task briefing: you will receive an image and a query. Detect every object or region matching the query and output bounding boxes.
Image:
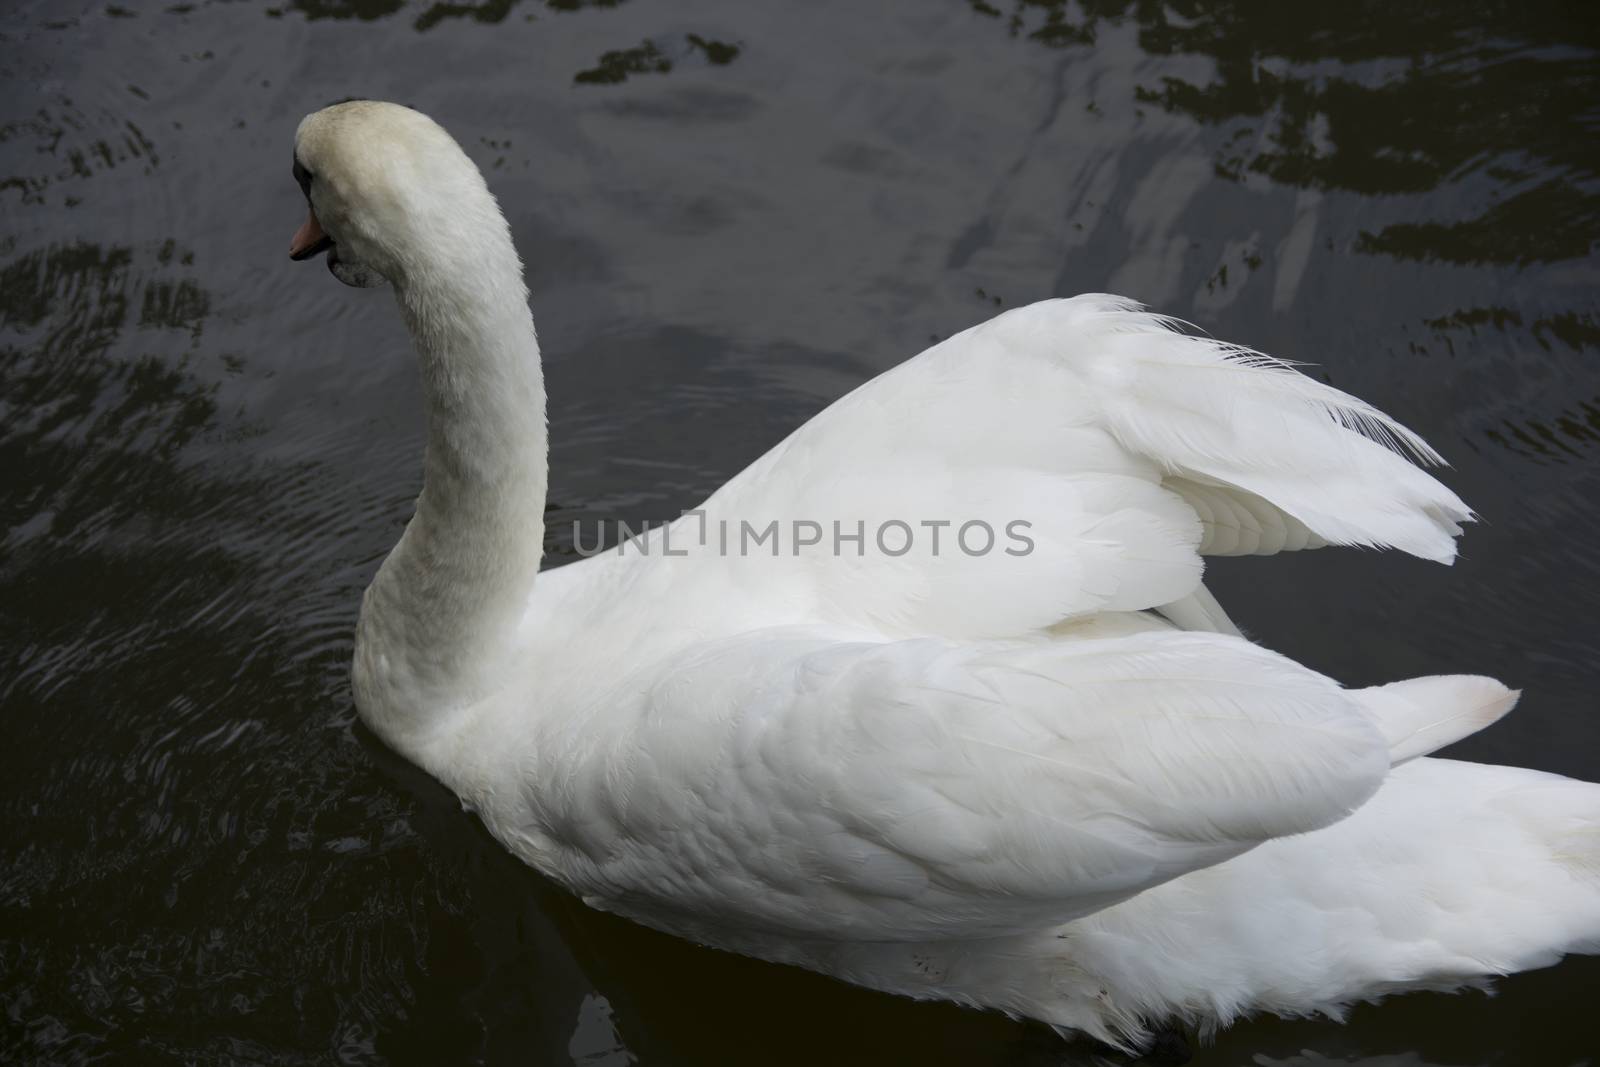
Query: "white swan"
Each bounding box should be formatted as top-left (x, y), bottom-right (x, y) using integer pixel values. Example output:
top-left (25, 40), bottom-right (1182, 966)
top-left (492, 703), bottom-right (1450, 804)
top-left (288, 101), bottom-right (1600, 1051)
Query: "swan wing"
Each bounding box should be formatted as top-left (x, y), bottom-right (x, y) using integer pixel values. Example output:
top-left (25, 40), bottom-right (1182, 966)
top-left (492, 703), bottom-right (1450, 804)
top-left (540, 627), bottom-right (1393, 942)
top-left (681, 295), bottom-right (1469, 638)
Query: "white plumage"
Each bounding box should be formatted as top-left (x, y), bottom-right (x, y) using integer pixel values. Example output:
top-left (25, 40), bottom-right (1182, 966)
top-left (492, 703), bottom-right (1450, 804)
top-left (288, 101), bottom-right (1600, 1052)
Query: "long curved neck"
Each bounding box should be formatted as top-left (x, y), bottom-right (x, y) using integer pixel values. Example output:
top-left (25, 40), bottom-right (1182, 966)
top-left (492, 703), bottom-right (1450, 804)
top-left (356, 233), bottom-right (548, 739)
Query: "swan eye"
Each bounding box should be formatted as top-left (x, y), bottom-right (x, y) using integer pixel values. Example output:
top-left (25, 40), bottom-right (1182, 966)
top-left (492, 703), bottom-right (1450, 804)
top-left (293, 159), bottom-right (313, 200)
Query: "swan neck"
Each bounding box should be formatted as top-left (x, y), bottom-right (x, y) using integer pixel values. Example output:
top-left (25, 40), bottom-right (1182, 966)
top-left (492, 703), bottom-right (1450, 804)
top-left (358, 243), bottom-right (548, 733)
top-left (404, 265), bottom-right (549, 531)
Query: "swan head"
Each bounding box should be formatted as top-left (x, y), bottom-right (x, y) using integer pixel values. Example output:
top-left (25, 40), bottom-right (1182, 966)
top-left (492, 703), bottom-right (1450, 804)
top-left (289, 100), bottom-right (505, 289)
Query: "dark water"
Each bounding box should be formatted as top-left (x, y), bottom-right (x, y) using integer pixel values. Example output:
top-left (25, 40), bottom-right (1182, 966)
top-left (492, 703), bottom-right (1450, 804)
top-left (4, 1), bottom-right (1599, 1063)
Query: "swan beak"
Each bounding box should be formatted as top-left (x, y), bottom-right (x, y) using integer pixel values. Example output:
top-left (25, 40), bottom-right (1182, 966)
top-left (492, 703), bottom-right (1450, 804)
top-left (289, 207), bottom-right (333, 261)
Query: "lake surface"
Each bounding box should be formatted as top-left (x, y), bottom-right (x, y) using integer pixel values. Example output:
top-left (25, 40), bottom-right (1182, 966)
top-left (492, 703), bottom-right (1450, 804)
top-left (3, 1), bottom-right (1599, 1063)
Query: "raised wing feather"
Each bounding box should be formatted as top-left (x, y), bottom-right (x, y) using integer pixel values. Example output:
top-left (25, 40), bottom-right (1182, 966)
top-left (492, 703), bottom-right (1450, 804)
top-left (678, 296), bottom-right (1469, 639)
top-left (1074, 300), bottom-right (1471, 562)
top-left (535, 628), bottom-right (1391, 942)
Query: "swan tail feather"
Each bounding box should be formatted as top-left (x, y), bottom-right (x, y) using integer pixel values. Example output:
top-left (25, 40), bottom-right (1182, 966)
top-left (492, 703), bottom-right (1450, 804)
top-left (1355, 674), bottom-right (1519, 764)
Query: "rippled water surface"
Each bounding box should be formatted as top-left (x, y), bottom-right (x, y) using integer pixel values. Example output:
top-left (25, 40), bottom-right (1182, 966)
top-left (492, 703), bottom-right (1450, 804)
top-left (4, 1), bottom-right (1599, 1063)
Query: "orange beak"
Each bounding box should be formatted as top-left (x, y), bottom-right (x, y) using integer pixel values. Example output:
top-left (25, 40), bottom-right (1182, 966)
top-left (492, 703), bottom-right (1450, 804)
top-left (289, 207), bottom-right (332, 260)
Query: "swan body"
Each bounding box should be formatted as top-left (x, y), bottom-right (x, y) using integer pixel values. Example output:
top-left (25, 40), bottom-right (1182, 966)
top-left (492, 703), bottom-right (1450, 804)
top-left (290, 101), bottom-right (1600, 1050)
